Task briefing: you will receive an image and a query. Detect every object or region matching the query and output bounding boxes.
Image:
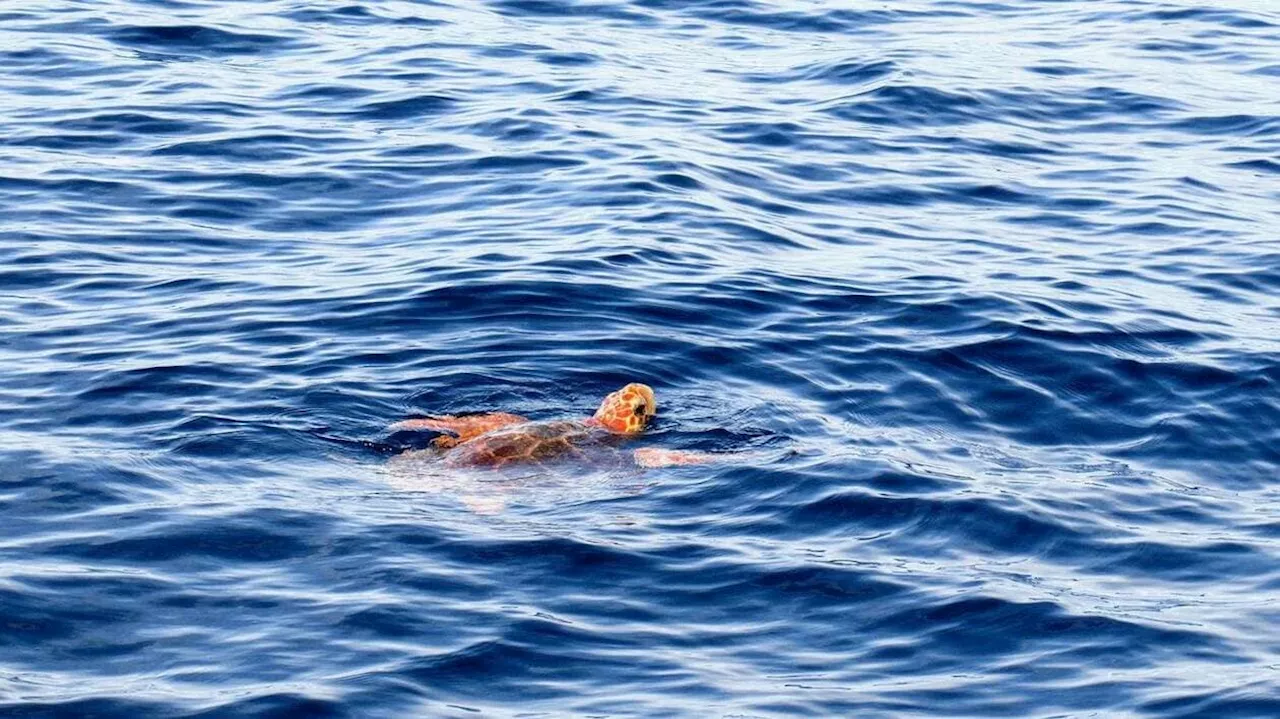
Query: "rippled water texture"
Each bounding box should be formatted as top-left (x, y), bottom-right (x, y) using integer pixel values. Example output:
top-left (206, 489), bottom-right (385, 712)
top-left (2, 0), bottom-right (1279, 716)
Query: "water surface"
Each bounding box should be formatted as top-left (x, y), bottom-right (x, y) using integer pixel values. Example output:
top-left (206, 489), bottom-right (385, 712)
top-left (1, 0), bottom-right (1278, 716)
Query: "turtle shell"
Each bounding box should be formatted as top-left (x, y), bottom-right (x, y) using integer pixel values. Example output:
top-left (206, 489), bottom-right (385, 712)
top-left (442, 419), bottom-right (617, 468)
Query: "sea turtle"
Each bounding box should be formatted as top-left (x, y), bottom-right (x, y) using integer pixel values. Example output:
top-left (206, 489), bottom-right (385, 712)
top-left (388, 383), bottom-right (710, 469)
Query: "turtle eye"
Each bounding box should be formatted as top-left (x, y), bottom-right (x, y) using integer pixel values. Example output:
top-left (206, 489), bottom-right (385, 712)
top-left (633, 403), bottom-right (647, 416)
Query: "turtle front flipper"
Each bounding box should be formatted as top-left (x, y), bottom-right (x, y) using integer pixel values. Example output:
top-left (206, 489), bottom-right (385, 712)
top-left (388, 412), bottom-right (529, 444)
top-left (633, 448), bottom-right (715, 468)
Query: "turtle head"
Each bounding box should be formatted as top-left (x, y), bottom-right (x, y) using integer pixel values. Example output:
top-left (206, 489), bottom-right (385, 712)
top-left (592, 383), bottom-right (656, 434)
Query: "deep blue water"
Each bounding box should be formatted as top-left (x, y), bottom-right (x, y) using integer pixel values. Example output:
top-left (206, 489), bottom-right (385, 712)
top-left (2, 0), bottom-right (1279, 716)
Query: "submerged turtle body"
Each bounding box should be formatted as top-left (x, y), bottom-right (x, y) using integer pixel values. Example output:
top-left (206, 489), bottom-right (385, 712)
top-left (390, 382), bottom-right (710, 470)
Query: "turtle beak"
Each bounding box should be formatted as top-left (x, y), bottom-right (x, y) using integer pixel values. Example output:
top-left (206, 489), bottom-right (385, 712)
top-left (633, 384), bottom-right (656, 419)
top-left (623, 384), bottom-right (655, 430)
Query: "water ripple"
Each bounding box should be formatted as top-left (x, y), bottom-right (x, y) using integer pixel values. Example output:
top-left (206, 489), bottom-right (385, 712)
top-left (2, 0), bottom-right (1278, 716)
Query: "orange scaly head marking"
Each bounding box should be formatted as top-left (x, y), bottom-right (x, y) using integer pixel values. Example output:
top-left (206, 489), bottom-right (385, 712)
top-left (592, 383), bottom-right (657, 434)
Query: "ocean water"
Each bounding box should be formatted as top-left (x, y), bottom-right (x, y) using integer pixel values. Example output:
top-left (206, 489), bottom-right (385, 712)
top-left (1, 0), bottom-right (1278, 716)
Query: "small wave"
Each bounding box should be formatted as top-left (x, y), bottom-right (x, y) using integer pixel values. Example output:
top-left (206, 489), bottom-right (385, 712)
top-left (107, 24), bottom-right (301, 57)
top-left (2, 0), bottom-right (1278, 714)
top-left (351, 94), bottom-right (459, 120)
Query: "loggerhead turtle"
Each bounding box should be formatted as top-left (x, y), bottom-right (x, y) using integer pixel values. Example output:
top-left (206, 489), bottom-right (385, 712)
top-left (388, 383), bottom-right (710, 469)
